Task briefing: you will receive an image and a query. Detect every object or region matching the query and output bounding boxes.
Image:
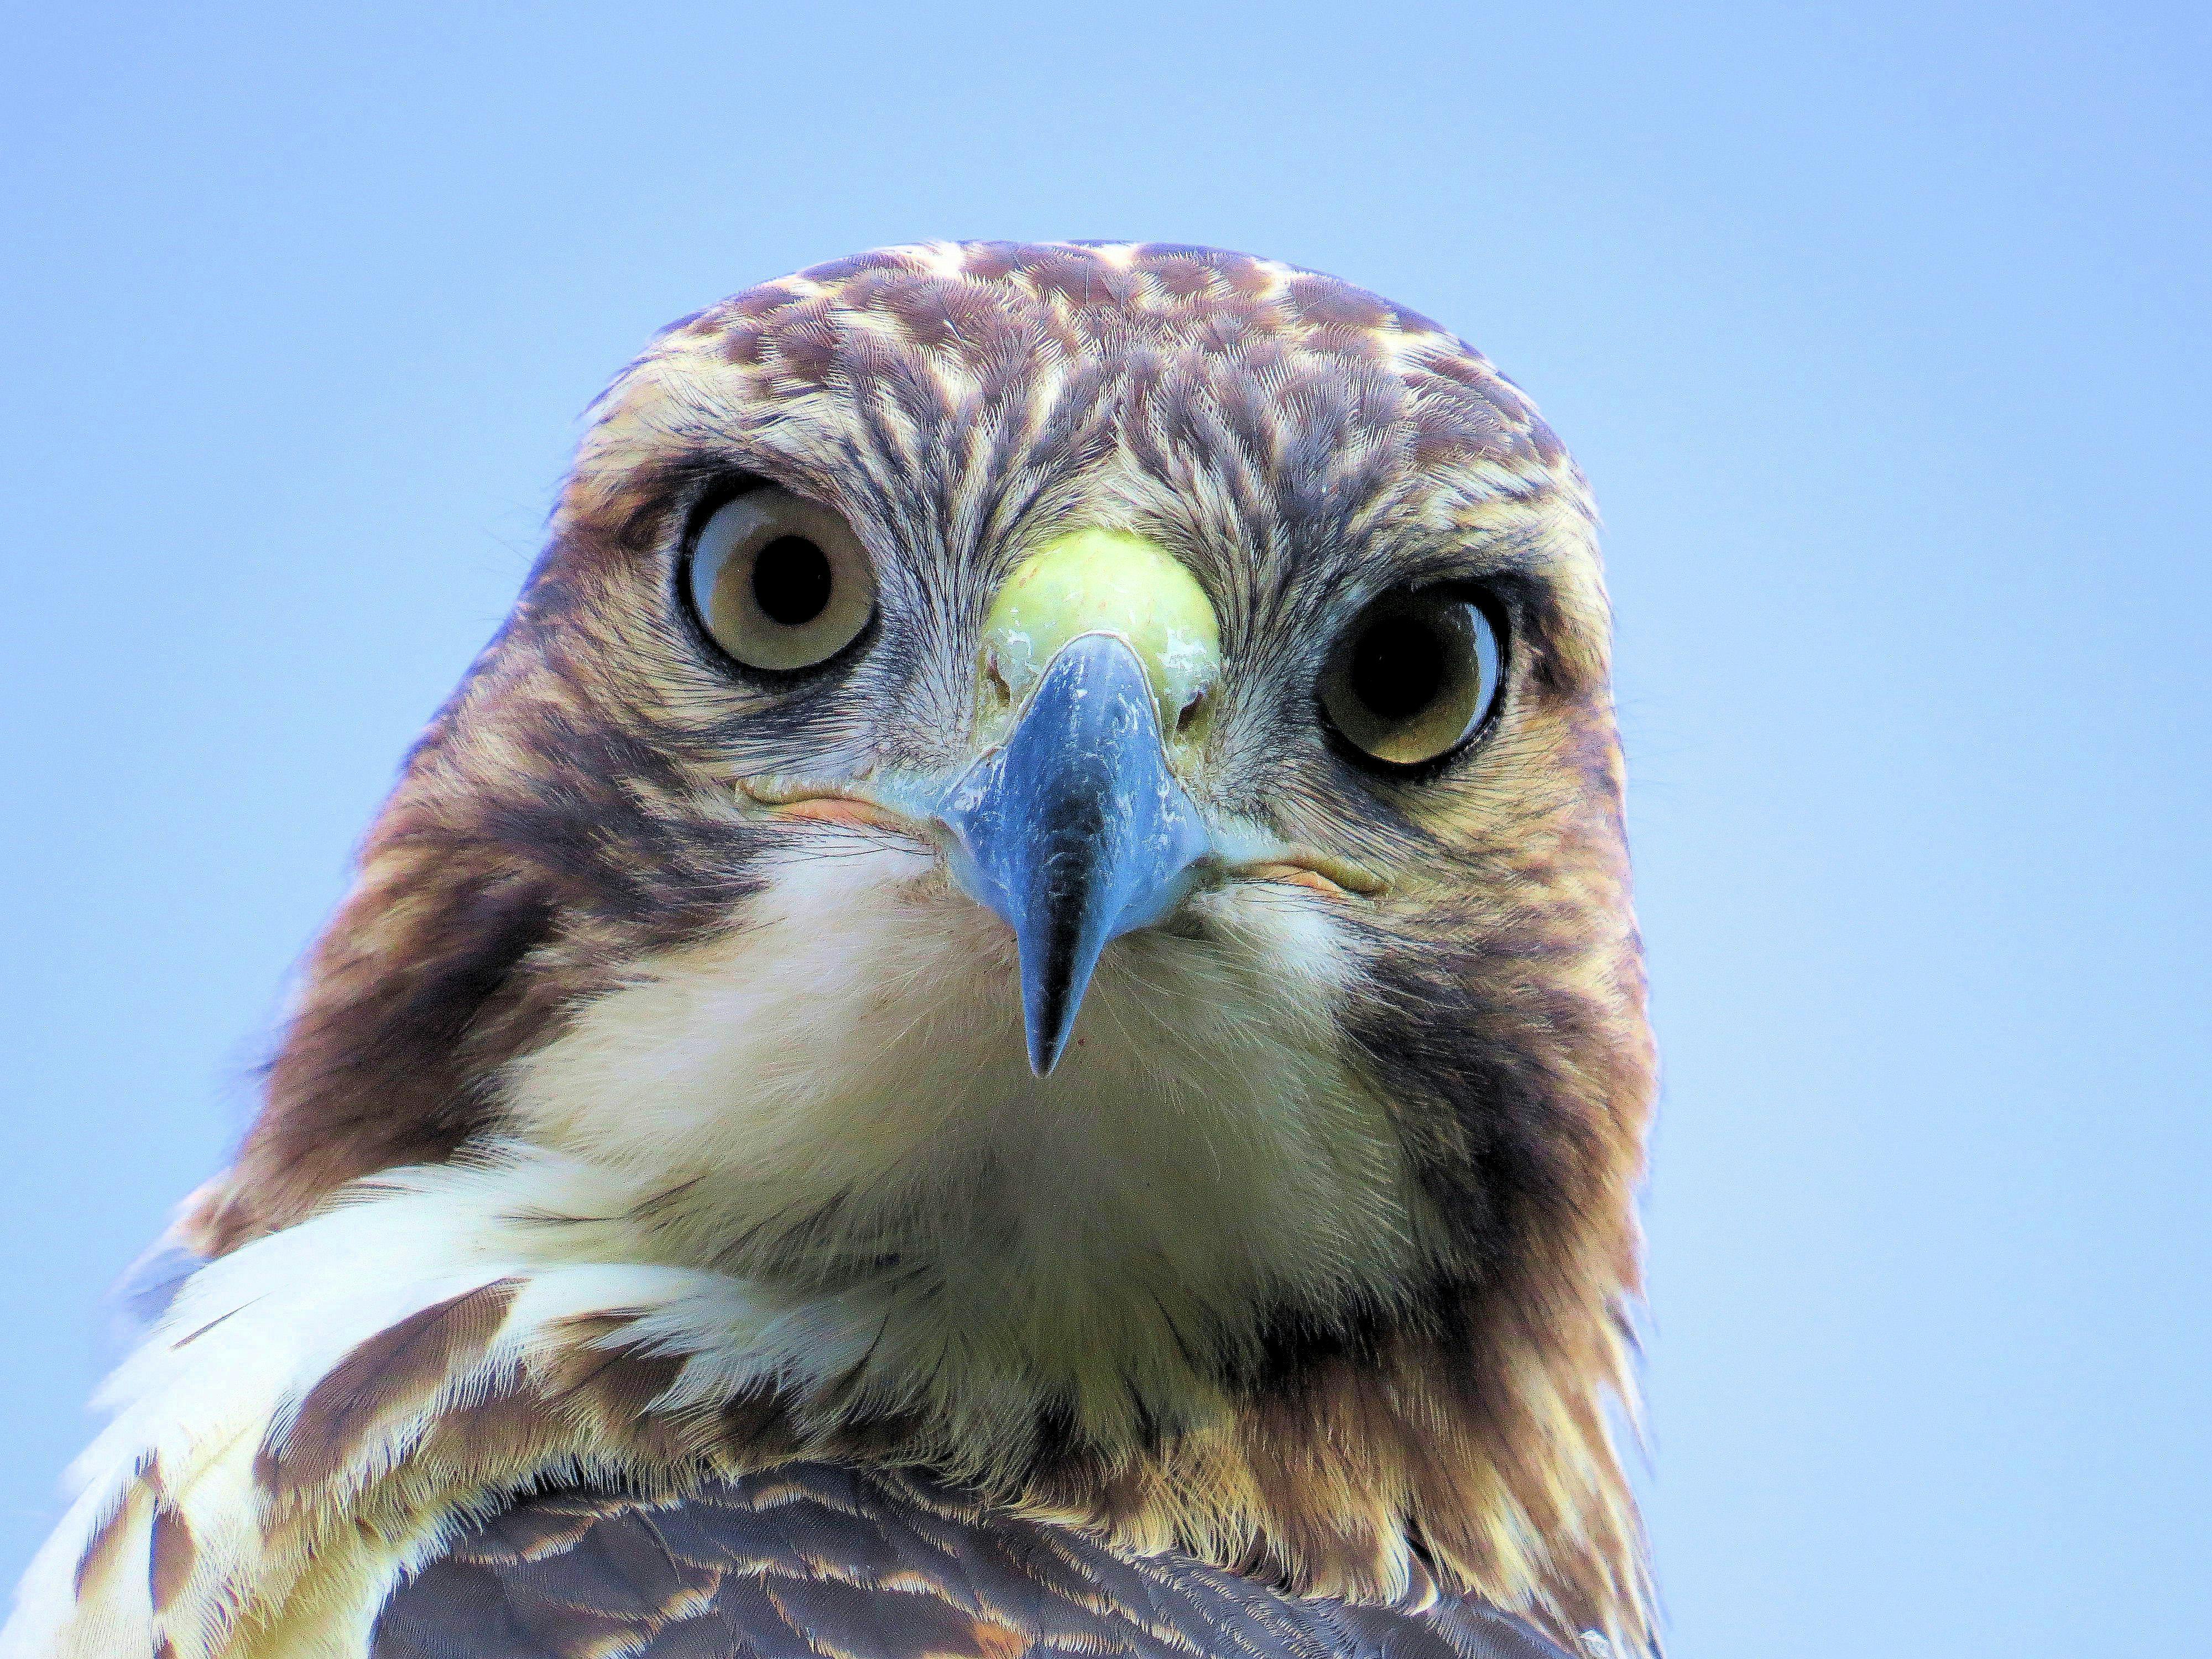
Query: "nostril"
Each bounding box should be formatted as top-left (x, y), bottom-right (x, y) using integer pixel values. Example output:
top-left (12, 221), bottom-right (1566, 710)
top-left (982, 650), bottom-right (1014, 709)
top-left (1175, 688), bottom-right (1206, 735)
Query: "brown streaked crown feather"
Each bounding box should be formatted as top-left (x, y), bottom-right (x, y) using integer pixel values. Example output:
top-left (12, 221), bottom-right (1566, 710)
top-left (176, 241), bottom-right (1654, 1651)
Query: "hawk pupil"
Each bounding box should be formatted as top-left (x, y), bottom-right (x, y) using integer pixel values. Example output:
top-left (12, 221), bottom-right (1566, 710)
top-left (1352, 615), bottom-right (1444, 721)
top-left (752, 536), bottom-right (832, 626)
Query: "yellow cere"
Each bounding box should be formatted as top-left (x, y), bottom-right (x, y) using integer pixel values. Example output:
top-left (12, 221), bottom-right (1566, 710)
top-left (980, 529), bottom-right (1221, 740)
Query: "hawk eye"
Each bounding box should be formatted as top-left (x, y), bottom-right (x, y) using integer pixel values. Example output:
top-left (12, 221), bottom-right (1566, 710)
top-left (1319, 587), bottom-right (1503, 770)
top-left (685, 487), bottom-right (875, 673)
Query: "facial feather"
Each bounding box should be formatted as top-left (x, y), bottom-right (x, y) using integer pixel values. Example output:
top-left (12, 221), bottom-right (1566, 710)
top-left (502, 826), bottom-right (1431, 1445)
top-left (14, 242), bottom-right (1658, 1658)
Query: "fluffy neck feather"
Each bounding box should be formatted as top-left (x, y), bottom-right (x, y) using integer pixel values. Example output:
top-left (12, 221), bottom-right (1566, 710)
top-left (28, 830), bottom-right (1652, 1657)
top-left (498, 838), bottom-right (1439, 1448)
top-left (9, 1141), bottom-right (1647, 1659)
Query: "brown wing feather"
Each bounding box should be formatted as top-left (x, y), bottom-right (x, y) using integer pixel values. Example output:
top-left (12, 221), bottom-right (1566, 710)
top-left (371, 1464), bottom-right (1573, 1659)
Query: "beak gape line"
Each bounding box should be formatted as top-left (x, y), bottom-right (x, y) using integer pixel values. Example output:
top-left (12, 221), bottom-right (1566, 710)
top-left (938, 632), bottom-right (1211, 1075)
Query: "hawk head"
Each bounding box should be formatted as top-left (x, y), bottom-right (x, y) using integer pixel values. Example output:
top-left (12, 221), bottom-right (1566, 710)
top-left (190, 243), bottom-right (1654, 1647)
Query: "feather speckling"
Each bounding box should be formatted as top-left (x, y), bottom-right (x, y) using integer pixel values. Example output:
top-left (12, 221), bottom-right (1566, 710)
top-left (5, 243), bottom-right (1656, 1659)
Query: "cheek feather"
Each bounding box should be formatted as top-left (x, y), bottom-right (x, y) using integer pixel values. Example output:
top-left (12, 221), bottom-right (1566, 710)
top-left (501, 841), bottom-right (974, 1233)
top-left (499, 841), bottom-right (1431, 1401)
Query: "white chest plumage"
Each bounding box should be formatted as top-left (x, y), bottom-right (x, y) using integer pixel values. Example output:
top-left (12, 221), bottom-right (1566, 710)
top-left (505, 836), bottom-right (1436, 1424)
top-left (2, 838), bottom-right (1427, 1659)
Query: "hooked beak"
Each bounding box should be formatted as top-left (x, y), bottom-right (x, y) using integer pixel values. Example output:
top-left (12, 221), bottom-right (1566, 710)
top-left (938, 632), bottom-right (1210, 1075)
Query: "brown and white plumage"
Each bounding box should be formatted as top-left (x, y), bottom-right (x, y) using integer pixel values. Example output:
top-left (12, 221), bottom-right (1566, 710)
top-left (3, 242), bottom-right (1656, 1659)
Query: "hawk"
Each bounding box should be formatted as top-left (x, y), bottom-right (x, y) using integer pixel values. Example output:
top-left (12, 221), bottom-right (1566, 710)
top-left (3, 242), bottom-right (1657, 1659)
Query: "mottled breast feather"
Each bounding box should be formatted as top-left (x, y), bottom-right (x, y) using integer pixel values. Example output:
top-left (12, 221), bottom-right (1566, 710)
top-left (371, 1464), bottom-right (1571, 1659)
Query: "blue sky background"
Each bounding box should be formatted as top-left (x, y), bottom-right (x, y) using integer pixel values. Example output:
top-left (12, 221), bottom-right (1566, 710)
top-left (2, 4), bottom-right (2204, 1653)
